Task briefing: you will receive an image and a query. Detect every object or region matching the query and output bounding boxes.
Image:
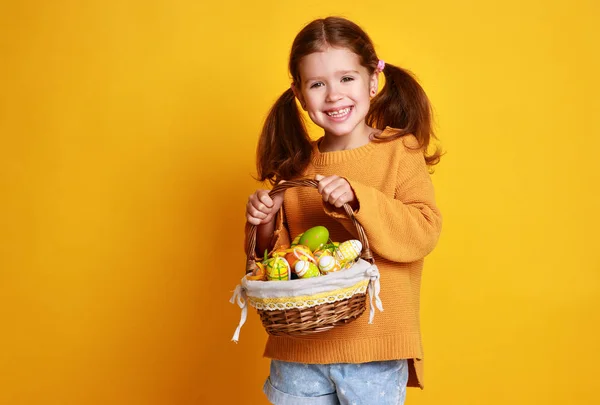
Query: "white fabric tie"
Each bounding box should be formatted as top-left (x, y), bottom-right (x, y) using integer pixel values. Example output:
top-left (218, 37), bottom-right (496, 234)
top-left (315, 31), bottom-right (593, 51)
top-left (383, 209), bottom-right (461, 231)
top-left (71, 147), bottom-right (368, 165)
top-left (229, 284), bottom-right (248, 343)
top-left (366, 265), bottom-right (384, 323)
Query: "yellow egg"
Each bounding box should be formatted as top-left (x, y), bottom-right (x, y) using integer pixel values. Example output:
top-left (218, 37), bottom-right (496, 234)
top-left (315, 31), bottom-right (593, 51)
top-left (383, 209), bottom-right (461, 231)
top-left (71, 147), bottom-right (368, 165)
top-left (318, 255), bottom-right (341, 274)
top-left (334, 240), bottom-right (362, 264)
top-left (265, 257), bottom-right (291, 281)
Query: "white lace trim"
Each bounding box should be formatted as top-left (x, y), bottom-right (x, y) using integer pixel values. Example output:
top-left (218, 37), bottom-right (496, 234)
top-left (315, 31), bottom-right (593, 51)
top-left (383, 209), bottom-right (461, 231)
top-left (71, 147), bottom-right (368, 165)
top-left (247, 282), bottom-right (368, 311)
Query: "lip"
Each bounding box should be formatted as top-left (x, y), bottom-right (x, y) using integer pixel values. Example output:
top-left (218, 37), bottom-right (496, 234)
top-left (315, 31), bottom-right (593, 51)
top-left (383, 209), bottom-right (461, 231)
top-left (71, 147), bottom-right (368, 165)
top-left (324, 105), bottom-right (354, 122)
top-left (324, 105), bottom-right (353, 113)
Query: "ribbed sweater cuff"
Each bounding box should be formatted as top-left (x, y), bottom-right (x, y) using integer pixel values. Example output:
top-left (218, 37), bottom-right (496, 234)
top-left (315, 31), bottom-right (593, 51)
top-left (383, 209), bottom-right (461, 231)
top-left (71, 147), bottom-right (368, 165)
top-left (263, 333), bottom-right (423, 364)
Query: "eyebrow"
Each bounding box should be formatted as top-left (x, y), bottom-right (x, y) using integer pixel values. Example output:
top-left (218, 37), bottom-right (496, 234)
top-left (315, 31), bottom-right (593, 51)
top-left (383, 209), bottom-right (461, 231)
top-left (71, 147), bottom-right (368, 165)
top-left (304, 70), bottom-right (360, 81)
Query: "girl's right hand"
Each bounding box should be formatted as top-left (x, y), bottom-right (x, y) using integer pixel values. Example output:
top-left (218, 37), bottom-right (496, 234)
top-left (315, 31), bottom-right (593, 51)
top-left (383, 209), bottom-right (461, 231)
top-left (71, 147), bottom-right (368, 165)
top-left (246, 189), bottom-right (284, 226)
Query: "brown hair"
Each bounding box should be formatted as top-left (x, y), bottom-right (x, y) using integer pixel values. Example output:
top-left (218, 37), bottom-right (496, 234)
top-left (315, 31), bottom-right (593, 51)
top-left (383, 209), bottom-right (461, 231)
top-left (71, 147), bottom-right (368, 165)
top-left (257, 17), bottom-right (442, 184)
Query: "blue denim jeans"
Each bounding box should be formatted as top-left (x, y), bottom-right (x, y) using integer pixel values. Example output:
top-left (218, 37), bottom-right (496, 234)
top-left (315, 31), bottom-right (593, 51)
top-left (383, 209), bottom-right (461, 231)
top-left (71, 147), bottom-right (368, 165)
top-left (263, 359), bottom-right (408, 405)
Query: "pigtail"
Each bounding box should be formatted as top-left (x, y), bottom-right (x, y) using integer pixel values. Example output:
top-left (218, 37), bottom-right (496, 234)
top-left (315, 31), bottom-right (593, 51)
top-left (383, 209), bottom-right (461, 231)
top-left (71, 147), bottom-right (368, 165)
top-left (367, 63), bottom-right (442, 166)
top-left (256, 88), bottom-right (312, 185)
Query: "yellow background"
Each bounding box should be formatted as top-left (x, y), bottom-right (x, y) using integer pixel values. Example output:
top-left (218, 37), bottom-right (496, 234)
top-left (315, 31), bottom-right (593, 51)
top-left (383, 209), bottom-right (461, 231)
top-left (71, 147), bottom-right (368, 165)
top-left (1, 1), bottom-right (598, 404)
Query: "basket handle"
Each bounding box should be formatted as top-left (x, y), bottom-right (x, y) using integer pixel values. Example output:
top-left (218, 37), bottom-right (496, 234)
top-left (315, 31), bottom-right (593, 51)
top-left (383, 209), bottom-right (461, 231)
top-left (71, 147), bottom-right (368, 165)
top-left (245, 178), bottom-right (374, 274)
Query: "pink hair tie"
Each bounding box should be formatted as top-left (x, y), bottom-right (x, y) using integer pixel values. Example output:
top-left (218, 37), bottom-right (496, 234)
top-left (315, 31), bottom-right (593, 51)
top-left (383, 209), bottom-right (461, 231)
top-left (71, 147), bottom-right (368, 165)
top-left (375, 60), bottom-right (385, 73)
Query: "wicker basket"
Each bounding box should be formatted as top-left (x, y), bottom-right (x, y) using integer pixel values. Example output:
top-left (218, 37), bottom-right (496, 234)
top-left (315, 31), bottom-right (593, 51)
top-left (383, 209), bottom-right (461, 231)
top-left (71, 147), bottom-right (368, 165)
top-left (230, 179), bottom-right (383, 341)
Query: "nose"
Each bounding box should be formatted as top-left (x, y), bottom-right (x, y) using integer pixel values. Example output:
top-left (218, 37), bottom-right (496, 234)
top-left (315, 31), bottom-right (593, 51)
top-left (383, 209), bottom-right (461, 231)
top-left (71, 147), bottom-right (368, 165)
top-left (325, 84), bottom-right (343, 103)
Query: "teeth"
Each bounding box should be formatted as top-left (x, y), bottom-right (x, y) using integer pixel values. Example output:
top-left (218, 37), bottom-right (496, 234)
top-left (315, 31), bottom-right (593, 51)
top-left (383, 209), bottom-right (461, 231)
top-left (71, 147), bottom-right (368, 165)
top-left (326, 107), bottom-right (351, 117)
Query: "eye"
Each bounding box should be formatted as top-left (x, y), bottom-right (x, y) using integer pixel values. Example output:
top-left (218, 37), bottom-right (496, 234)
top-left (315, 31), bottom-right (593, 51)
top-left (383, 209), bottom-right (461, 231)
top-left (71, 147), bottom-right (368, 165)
top-left (341, 76), bottom-right (355, 83)
top-left (309, 82), bottom-right (324, 89)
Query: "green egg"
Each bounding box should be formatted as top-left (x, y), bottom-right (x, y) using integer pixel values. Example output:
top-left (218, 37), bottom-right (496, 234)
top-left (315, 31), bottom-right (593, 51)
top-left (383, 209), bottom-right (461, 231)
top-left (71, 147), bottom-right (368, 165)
top-left (299, 226), bottom-right (329, 252)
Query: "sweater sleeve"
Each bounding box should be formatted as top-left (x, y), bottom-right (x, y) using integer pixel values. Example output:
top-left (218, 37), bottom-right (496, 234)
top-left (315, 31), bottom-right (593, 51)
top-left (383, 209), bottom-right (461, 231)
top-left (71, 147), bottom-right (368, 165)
top-left (323, 147), bottom-right (442, 263)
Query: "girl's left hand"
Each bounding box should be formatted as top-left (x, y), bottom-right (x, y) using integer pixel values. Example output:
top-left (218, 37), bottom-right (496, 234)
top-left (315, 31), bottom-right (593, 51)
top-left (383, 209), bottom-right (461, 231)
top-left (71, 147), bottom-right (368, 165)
top-left (315, 174), bottom-right (358, 208)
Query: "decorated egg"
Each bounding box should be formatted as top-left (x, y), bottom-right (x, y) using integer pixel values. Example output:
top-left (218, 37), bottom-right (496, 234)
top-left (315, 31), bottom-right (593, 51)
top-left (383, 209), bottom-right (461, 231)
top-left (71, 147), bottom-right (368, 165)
top-left (246, 262), bottom-right (267, 281)
top-left (334, 240), bottom-right (362, 266)
top-left (265, 257), bottom-right (291, 281)
top-left (256, 261), bottom-right (267, 275)
top-left (299, 226), bottom-right (329, 252)
top-left (313, 248), bottom-right (332, 262)
top-left (318, 255), bottom-right (342, 274)
top-left (294, 260), bottom-right (320, 278)
top-left (285, 245), bottom-right (316, 269)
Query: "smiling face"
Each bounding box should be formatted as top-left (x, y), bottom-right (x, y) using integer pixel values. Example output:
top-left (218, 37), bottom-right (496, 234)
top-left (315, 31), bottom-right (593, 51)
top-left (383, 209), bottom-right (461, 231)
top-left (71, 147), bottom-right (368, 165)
top-left (294, 47), bottom-right (378, 141)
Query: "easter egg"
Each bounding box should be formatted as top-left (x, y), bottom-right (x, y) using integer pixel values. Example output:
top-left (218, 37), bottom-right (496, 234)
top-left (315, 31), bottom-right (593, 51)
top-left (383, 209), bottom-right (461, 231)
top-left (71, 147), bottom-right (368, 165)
top-left (285, 245), bottom-right (316, 269)
top-left (294, 260), bottom-right (320, 278)
top-left (318, 255), bottom-right (341, 274)
top-left (246, 261), bottom-right (267, 281)
top-left (313, 249), bottom-right (332, 262)
top-left (265, 257), bottom-right (291, 281)
top-left (299, 226), bottom-right (329, 252)
top-left (334, 240), bottom-right (362, 267)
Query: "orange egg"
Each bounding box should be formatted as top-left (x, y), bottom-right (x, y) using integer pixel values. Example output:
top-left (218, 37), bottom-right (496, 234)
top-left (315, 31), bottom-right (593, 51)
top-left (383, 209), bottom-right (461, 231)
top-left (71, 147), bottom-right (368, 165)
top-left (247, 262), bottom-right (266, 281)
top-left (285, 245), bottom-right (316, 270)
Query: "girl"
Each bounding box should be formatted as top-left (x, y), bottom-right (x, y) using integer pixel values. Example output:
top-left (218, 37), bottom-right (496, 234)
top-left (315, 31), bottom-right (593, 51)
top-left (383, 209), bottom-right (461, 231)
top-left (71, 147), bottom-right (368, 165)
top-left (245, 16), bottom-right (443, 405)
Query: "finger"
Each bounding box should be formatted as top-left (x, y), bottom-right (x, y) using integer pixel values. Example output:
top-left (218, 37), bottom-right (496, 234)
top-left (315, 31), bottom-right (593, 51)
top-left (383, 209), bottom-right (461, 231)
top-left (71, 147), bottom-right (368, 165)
top-left (251, 192), bottom-right (273, 213)
top-left (330, 178), bottom-right (352, 199)
top-left (262, 212), bottom-right (275, 224)
top-left (258, 192), bottom-right (274, 208)
top-left (317, 175), bottom-right (338, 194)
top-left (246, 213), bottom-right (262, 225)
top-left (332, 191), bottom-right (350, 208)
top-left (247, 203), bottom-right (268, 220)
top-left (250, 198), bottom-right (268, 214)
top-left (316, 174), bottom-right (326, 194)
top-left (321, 176), bottom-right (343, 201)
top-left (272, 193), bottom-right (285, 210)
top-left (248, 197), bottom-right (268, 213)
top-left (328, 187), bottom-right (346, 207)
top-left (331, 176), bottom-right (350, 190)
top-left (320, 185), bottom-right (331, 202)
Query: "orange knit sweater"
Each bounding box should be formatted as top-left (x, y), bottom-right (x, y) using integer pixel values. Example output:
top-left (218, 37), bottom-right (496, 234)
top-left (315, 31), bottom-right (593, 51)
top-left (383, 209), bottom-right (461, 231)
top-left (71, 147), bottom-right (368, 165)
top-left (258, 127), bottom-right (442, 389)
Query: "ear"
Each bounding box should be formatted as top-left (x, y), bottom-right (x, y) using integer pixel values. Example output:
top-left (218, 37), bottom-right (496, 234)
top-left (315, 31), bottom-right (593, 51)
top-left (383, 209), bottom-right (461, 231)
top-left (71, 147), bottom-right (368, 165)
top-left (369, 73), bottom-right (379, 97)
top-left (291, 83), bottom-right (307, 110)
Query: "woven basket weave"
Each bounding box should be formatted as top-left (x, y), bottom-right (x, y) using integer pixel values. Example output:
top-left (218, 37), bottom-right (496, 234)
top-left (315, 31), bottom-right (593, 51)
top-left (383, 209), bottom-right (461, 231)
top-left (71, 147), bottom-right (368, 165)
top-left (231, 179), bottom-right (382, 340)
